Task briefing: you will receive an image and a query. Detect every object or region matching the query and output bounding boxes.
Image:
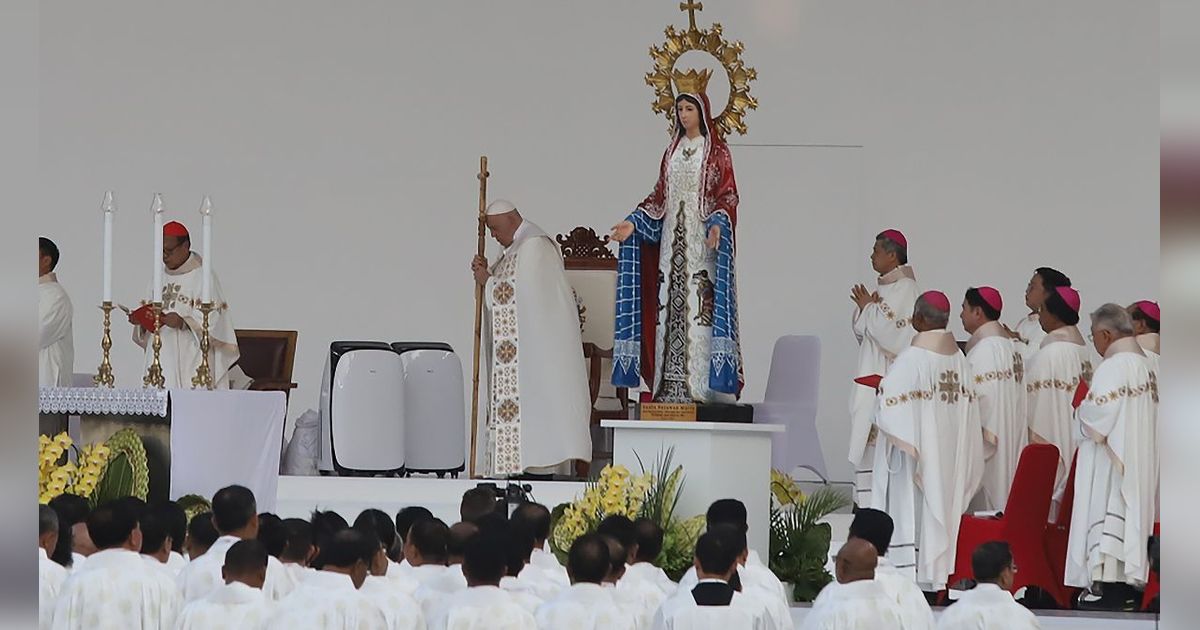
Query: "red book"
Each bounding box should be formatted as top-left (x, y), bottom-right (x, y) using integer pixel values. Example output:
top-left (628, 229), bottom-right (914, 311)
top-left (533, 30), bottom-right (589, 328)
top-left (1072, 379), bottom-right (1089, 409)
top-left (130, 304), bottom-right (159, 333)
top-left (854, 374), bottom-right (883, 390)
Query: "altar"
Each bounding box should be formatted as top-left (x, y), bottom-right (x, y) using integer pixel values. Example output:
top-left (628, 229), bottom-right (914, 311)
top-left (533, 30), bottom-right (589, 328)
top-left (39, 387), bottom-right (287, 509)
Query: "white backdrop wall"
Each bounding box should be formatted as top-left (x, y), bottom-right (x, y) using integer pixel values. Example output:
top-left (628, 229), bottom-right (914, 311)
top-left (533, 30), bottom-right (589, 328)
top-left (35, 1), bottom-right (1157, 483)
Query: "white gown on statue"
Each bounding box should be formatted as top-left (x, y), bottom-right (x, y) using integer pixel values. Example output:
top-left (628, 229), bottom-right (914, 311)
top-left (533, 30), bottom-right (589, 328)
top-left (477, 219), bottom-right (592, 477)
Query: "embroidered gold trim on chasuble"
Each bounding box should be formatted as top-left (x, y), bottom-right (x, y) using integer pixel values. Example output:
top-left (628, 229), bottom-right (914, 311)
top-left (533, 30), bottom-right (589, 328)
top-left (486, 250), bottom-right (524, 476)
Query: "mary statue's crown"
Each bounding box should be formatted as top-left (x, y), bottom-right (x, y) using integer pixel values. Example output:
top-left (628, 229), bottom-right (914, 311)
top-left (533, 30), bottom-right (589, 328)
top-left (671, 68), bottom-right (712, 96)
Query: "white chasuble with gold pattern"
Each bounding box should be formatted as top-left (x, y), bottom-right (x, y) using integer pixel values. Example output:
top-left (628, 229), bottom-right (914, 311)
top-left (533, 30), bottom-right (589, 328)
top-left (479, 220), bottom-right (592, 477)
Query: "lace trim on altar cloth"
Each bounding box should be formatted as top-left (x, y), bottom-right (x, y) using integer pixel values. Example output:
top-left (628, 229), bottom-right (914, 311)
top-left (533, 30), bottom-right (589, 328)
top-left (39, 387), bottom-right (169, 416)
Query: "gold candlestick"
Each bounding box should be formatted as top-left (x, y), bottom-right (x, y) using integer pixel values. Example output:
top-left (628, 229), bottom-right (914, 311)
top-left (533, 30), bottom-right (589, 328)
top-left (191, 302), bottom-right (214, 390)
top-left (93, 302), bottom-right (115, 387)
top-left (143, 302), bottom-right (165, 388)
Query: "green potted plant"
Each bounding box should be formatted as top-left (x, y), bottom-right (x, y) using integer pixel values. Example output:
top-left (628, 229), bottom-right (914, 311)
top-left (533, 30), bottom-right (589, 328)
top-left (767, 469), bottom-right (850, 602)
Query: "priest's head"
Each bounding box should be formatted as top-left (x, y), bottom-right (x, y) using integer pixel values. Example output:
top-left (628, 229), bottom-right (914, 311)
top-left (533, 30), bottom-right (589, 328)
top-left (871, 229), bottom-right (907, 275)
top-left (1040, 286), bottom-right (1081, 333)
top-left (484, 199), bottom-right (523, 247)
top-left (354, 508), bottom-right (398, 563)
top-left (463, 531), bottom-right (507, 587)
top-left (834, 538), bottom-right (878, 585)
top-left (972, 541), bottom-right (1017, 591)
top-left (961, 287), bottom-right (1003, 335)
top-left (633, 518), bottom-right (664, 564)
top-left (600, 534), bottom-right (627, 583)
top-left (256, 512), bottom-right (286, 558)
top-left (847, 508), bottom-right (894, 557)
top-left (597, 514), bottom-right (638, 564)
top-left (706, 499), bottom-right (749, 534)
top-left (1128, 300), bottom-right (1161, 335)
top-left (511, 502), bottom-right (552, 549)
top-left (447, 521), bottom-right (479, 566)
top-left (319, 528), bottom-right (377, 589)
top-left (404, 517), bottom-right (449, 567)
top-left (87, 499), bottom-right (142, 552)
top-left (185, 510), bottom-right (218, 559)
top-left (460, 486), bottom-right (500, 524)
top-left (222, 539), bottom-right (269, 589)
top-left (566, 533), bottom-right (610, 585)
top-left (693, 526), bottom-right (740, 583)
top-left (162, 221), bottom-right (192, 271)
top-left (39, 505), bottom-right (59, 555)
top-left (38, 237), bottom-right (60, 277)
top-left (309, 509), bottom-right (349, 569)
top-left (912, 290), bottom-right (951, 332)
top-left (212, 484), bottom-right (259, 539)
top-left (138, 504), bottom-right (172, 560)
top-left (1089, 303), bottom-right (1135, 356)
top-left (395, 505), bottom-right (434, 547)
top-left (280, 517), bottom-right (315, 566)
top-left (1025, 267), bottom-right (1071, 313)
top-left (353, 527), bottom-right (389, 577)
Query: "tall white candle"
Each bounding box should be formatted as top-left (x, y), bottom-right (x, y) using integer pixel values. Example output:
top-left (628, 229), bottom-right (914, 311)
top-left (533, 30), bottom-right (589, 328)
top-left (101, 191), bottom-right (116, 303)
top-left (199, 196), bottom-right (213, 303)
top-left (151, 193), bottom-right (165, 303)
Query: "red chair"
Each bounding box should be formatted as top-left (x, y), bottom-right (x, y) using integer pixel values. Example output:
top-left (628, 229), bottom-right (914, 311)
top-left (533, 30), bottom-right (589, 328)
top-left (1141, 522), bottom-right (1160, 611)
top-left (1043, 452), bottom-right (1081, 608)
top-left (948, 444), bottom-right (1063, 603)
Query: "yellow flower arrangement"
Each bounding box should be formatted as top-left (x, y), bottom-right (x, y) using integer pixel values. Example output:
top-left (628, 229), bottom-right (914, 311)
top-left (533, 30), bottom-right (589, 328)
top-left (37, 433), bottom-right (111, 504)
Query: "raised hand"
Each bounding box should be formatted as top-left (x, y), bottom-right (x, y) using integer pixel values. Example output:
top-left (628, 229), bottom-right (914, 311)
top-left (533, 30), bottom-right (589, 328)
top-left (706, 225), bottom-right (721, 249)
top-left (610, 221), bottom-right (635, 243)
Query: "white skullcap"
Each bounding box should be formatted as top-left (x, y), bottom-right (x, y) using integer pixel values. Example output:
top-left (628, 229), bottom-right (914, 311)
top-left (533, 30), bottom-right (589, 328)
top-left (485, 199), bottom-right (518, 216)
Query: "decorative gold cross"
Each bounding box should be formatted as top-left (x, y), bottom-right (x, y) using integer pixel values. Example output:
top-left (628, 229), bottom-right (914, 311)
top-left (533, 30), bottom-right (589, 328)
top-left (680, 1), bottom-right (704, 31)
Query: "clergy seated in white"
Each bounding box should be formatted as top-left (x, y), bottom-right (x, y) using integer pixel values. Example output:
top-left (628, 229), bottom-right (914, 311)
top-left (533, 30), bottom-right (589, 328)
top-left (961, 287), bottom-right (1027, 510)
top-left (654, 526), bottom-right (769, 630)
top-left (40, 506), bottom-right (69, 630)
top-left (138, 503), bottom-right (186, 579)
top-left (535, 534), bottom-right (637, 630)
top-left (1128, 300), bottom-right (1160, 374)
top-left (38, 237), bottom-right (74, 387)
top-left (1066, 304), bottom-right (1159, 611)
top-left (814, 508), bottom-right (935, 630)
top-left (131, 220), bottom-right (239, 389)
top-left (269, 529), bottom-right (389, 630)
top-left (618, 519), bottom-right (677, 628)
top-left (47, 494), bottom-right (97, 574)
top-left (512, 502), bottom-right (570, 587)
top-left (678, 499), bottom-right (789, 605)
top-left (176, 539), bottom-right (275, 629)
top-left (178, 486), bottom-right (296, 603)
top-left (470, 201), bottom-right (592, 477)
top-left (276, 517), bottom-right (317, 587)
top-left (414, 521), bottom-right (476, 621)
top-left (803, 540), bottom-right (903, 630)
top-left (501, 523), bottom-right (559, 608)
top-left (355, 508), bottom-right (420, 595)
top-left (50, 500), bottom-right (181, 630)
top-left (355, 523), bottom-right (427, 630)
top-left (1011, 268), bottom-right (1072, 364)
top-left (870, 291), bottom-right (985, 591)
top-left (848, 229), bottom-right (919, 505)
top-left (393, 506), bottom-right (436, 579)
top-left (938, 541), bottom-right (1040, 630)
top-left (428, 530), bottom-right (538, 630)
top-left (183, 509), bottom-right (218, 561)
top-left (1025, 285), bottom-right (1091, 519)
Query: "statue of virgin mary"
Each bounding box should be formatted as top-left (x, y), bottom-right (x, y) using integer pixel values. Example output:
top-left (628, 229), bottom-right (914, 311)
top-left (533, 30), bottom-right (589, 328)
top-left (610, 76), bottom-right (744, 403)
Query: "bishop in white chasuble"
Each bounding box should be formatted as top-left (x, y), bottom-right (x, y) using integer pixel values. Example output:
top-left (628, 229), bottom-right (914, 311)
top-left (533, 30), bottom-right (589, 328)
top-left (1066, 305), bottom-right (1158, 590)
top-left (1129, 300), bottom-right (1160, 374)
top-left (961, 287), bottom-right (1027, 510)
top-left (1024, 286), bottom-right (1092, 518)
top-left (870, 291), bottom-right (984, 591)
top-left (848, 229), bottom-right (919, 506)
top-left (39, 238), bottom-right (74, 387)
top-left (133, 221), bottom-right (238, 389)
top-left (472, 202), bottom-right (591, 477)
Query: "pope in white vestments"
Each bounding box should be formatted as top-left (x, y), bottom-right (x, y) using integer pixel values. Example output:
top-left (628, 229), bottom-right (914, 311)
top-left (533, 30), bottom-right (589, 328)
top-left (472, 201), bottom-right (591, 477)
top-left (804, 540), bottom-right (903, 630)
top-left (39, 238), bottom-right (74, 387)
top-left (1024, 286), bottom-right (1092, 519)
top-left (870, 291), bottom-right (984, 590)
top-left (132, 221), bottom-right (239, 389)
top-left (961, 287), bottom-right (1026, 510)
top-left (849, 230), bottom-right (919, 505)
top-left (1011, 268), bottom-right (1072, 363)
top-left (1066, 305), bottom-right (1158, 592)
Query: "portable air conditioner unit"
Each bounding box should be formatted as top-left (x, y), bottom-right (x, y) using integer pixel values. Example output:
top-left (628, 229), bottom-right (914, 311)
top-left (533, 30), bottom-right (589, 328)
top-left (318, 341), bottom-right (406, 475)
top-left (391, 342), bottom-right (467, 477)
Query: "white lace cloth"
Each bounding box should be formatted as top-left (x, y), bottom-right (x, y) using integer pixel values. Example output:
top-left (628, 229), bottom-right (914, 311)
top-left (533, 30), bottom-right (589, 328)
top-left (39, 387), bottom-right (169, 417)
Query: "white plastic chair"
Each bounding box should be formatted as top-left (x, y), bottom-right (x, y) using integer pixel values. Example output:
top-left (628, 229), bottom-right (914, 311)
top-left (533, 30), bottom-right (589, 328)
top-left (755, 335), bottom-right (826, 479)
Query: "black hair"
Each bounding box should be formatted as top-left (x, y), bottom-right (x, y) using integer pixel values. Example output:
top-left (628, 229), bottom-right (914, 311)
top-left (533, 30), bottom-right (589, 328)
top-left (322, 528), bottom-right (377, 568)
top-left (87, 500), bottom-right (139, 550)
top-left (188, 511), bottom-right (219, 554)
top-left (309, 509), bottom-right (349, 570)
top-left (875, 231), bottom-right (908, 265)
top-left (138, 505), bottom-right (171, 555)
top-left (972, 541), bottom-right (1013, 582)
top-left (354, 508), bottom-right (397, 553)
top-left (694, 526), bottom-right (739, 576)
top-left (463, 531), bottom-right (507, 585)
top-left (280, 518), bottom-right (313, 563)
top-left (257, 512), bottom-right (287, 558)
top-left (1042, 288), bottom-right (1080, 326)
top-left (1131, 305), bottom-right (1160, 333)
top-left (568, 533), bottom-right (611, 584)
top-left (395, 506), bottom-right (434, 542)
top-left (212, 485), bottom-right (257, 534)
top-left (460, 487), bottom-right (501, 524)
top-left (1033, 267), bottom-right (1072, 291)
top-left (224, 539), bottom-right (269, 575)
top-left (505, 522), bottom-right (535, 577)
top-left (705, 499), bottom-right (748, 533)
top-left (49, 494), bottom-right (89, 567)
top-left (848, 507), bottom-right (894, 557)
top-left (964, 288), bottom-right (1001, 321)
top-left (39, 504), bottom-right (59, 536)
top-left (510, 502), bottom-right (552, 542)
top-left (633, 518), bottom-right (664, 563)
top-left (154, 501), bottom-right (187, 554)
top-left (407, 518), bottom-right (450, 564)
top-left (39, 237), bottom-right (60, 271)
top-left (447, 522), bottom-right (480, 561)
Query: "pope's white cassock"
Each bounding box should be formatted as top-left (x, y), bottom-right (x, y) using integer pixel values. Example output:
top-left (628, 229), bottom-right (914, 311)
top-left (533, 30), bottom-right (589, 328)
top-left (360, 575), bottom-right (427, 630)
top-left (965, 321), bottom-right (1027, 510)
top-left (850, 265), bottom-right (919, 504)
top-left (936, 583), bottom-right (1041, 630)
top-left (1066, 337), bottom-right (1158, 589)
top-left (535, 582), bottom-right (637, 630)
top-left (134, 252), bottom-right (239, 389)
top-left (477, 216), bottom-right (591, 477)
top-left (268, 571), bottom-right (387, 630)
top-left (813, 556), bottom-right (935, 630)
top-left (871, 328), bottom-right (984, 590)
top-left (427, 585), bottom-right (538, 630)
top-left (174, 581), bottom-right (275, 630)
top-left (1025, 326), bottom-right (1092, 518)
top-left (51, 548), bottom-right (181, 630)
top-left (802, 580), bottom-right (903, 630)
top-left (40, 548), bottom-right (68, 630)
top-left (39, 272), bottom-right (74, 387)
top-left (1012, 312), bottom-right (1046, 365)
top-left (178, 535), bottom-right (296, 603)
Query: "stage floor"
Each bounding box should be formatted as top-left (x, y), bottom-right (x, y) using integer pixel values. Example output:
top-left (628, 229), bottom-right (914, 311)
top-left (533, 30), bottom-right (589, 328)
top-left (275, 475), bottom-right (1159, 629)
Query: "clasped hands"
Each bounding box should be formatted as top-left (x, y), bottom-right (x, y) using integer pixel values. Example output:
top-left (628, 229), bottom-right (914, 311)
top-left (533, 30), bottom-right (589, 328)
top-left (850, 284), bottom-right (881, 310)
top-left (609, 221), bottom-right (721, 249)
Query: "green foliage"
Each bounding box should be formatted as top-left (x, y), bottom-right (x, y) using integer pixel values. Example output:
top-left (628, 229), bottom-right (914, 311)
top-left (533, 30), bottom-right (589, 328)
top-left (768, 484), bottom-right (850, 602)
top-left (88, 428), bottom-right (150, 508)
top-left (176, 494), bottom-right (213, 523)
